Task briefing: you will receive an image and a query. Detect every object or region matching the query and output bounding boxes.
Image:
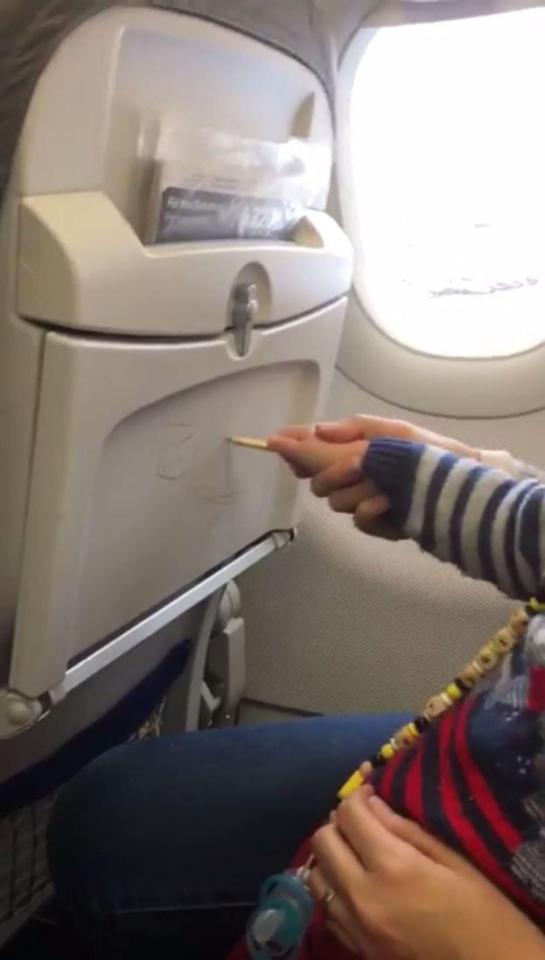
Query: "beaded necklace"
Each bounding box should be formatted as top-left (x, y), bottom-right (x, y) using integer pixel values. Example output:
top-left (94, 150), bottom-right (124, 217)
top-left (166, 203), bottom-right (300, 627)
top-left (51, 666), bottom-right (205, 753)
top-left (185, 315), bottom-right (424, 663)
top-left (337, 599), bottom-right (542, 801)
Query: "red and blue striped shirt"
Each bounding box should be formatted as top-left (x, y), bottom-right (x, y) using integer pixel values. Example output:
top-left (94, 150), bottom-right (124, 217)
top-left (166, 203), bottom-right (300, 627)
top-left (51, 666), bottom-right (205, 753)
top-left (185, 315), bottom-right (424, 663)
top-left (366, 439), bottom-right (545, 918)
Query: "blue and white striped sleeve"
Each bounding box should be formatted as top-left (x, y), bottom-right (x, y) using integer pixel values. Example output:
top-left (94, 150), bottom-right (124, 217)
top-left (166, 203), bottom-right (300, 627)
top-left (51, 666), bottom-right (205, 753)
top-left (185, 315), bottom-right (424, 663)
top-left (364, 439), bottom-right (545, 601)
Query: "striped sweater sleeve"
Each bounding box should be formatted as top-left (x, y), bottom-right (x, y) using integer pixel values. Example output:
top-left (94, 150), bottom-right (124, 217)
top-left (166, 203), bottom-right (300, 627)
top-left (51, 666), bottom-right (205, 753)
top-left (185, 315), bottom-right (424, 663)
top-left (364, 439), bottom-right (545, 601)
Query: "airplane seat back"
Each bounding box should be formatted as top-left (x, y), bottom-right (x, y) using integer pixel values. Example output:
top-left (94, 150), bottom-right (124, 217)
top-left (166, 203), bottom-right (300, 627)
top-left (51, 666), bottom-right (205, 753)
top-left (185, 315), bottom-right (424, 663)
top-left (0, 0), bottom-right (352, 941)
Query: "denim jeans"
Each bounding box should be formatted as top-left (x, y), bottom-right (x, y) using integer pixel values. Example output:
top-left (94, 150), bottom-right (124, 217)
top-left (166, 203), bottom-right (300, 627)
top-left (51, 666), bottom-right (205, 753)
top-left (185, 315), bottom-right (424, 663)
top-left (48, 713), bottom-right (409, 959)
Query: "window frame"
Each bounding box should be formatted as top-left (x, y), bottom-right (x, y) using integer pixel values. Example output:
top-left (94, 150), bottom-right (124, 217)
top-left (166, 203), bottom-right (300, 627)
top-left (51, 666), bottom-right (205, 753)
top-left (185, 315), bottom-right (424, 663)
top-left (335, 0), bottom-right (545, 417)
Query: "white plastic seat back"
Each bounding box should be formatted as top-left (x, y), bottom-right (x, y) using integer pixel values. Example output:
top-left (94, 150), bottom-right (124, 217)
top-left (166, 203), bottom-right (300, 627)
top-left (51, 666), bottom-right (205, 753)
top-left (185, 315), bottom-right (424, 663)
top-left (0, 6), bottom-right (352, 724)
top-left (0, 4), bottom-right (353, 941)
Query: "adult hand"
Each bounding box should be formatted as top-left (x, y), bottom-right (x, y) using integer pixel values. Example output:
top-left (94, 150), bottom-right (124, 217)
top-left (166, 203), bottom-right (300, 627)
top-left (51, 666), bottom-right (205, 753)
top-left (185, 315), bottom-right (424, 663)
top-left (314, 415), bottom-right (480, 460)
top-left (309, 788), bottom-right (545, 960)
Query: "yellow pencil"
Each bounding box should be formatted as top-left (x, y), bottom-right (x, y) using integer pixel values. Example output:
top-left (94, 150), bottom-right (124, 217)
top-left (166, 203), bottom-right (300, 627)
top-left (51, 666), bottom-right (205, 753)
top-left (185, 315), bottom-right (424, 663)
top-left (230, 436), bottom-right (270, 452)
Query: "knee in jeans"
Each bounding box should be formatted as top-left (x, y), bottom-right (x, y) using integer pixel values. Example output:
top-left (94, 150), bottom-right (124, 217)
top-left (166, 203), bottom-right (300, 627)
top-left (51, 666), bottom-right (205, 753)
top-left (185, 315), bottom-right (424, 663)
top-left (47, 746), bottom-right (129, 913)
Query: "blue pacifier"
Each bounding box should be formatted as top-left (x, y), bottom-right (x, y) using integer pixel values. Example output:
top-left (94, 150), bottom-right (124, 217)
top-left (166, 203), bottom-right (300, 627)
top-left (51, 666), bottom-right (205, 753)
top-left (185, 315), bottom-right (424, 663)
top-left (246, 870), bottom-right (315, 959)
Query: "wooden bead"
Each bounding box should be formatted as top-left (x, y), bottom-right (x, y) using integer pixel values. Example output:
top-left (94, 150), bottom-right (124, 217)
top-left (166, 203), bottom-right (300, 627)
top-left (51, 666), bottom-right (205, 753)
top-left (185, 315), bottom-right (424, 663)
top-left (475, 644), bottom-right (499, 672)
top-left (509, 609), bottom-right (529, 638)
top-left (424, 694), bottom-right (451, 720)
top-left (458, 662), bottom-right (483, 688)
top-left (392, 723), bottom-right (419, 750)
top-left (391, 730), bottom-right (408, 750)
top-left (490, 627), bottom-right (518, 654)
top-left (380, 743), bottom-right (396, 761)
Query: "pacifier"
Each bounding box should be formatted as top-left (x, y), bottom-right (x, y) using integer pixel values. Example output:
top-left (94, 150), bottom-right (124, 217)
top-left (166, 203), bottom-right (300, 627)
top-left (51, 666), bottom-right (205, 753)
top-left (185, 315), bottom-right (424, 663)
top-left (246, 869), bottom-right (315, 959)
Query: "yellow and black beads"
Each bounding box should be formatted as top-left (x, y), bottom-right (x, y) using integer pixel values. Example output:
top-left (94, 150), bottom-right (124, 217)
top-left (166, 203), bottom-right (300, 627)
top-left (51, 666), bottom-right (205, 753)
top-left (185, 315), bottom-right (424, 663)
top-left (338, 605), bottom-right (534, 801)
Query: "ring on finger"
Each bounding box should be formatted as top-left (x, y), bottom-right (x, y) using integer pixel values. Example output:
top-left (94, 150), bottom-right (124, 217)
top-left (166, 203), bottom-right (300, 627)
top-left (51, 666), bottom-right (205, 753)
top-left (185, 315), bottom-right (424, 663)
top-left (322, 886), bottom-right (337, 907)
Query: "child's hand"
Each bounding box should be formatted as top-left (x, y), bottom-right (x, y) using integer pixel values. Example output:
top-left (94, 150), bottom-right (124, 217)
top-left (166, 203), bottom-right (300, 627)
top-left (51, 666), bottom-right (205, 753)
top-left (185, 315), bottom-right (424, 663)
top-left (267, 426), bottom-right (367, 479)
top-left (269, 415), bottom-right (482, 540)
top-left (267, 426), bottom-right (396, 539)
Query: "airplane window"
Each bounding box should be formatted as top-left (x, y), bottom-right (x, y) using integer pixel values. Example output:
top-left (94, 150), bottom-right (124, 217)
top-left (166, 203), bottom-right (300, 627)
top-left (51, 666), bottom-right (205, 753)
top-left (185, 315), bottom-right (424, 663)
top-left (349, 9), bottom-right (545, 358)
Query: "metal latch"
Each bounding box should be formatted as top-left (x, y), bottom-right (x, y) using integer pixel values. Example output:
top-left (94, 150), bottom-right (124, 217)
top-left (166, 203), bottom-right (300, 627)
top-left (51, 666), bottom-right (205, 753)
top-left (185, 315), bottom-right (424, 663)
top-left (231, 283), bottom-right (258, 357)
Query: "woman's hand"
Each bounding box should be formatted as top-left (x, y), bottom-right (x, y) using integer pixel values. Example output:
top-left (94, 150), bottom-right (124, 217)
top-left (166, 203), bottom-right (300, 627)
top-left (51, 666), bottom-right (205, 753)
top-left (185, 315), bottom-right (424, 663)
top-left (309, 788), bottom-right (545, 960)
top-left (268, 417), bottom-right (481, 539)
